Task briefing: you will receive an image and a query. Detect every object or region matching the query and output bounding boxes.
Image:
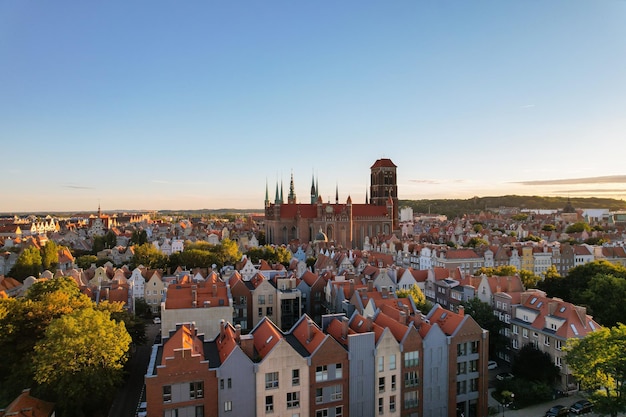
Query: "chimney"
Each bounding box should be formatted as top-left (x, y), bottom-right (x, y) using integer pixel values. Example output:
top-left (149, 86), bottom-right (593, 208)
top-left (220, 319), bottom-right (226, 338)
top-left (349, 279), bottom-right (354, 295)
top-left (382, 286), bottom-right (389, 299)
top-left (458, 305), bottom-right (465, 316)
top-left (341, 316), bottom-right (349, 339)
top-left (367, 279), bottom-right (373, 292)
top-left (307, 319), bottom-right (314, 343)
top-left (240, 334), bottom-right (254, 358)
top-left (212, 284), bottom-right (218, 297)
top-left (549, 301), bottom-right (558, 315)
top-left (366, 315), bottom-right (373, 332)
top-left (399, 310), bottom-right (407, 325)
top-left (235, 324), bottom-right (241, 344)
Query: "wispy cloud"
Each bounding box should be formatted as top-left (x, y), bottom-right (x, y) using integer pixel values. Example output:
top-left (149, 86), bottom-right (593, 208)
top-left (408, 179), bottom-right (467, 185)
top-left (520, 104), bottom-right (535, 109)
top-left (408, 179), bottom-right (441, 185)
top-left (63, 184), bottom-right (94, 190)
top-left (554, 188), bottom-right (626, 194)
top-left (152, 180), bottom-right (207, 186)
top-left (513, 175), bottom-right (626, 186)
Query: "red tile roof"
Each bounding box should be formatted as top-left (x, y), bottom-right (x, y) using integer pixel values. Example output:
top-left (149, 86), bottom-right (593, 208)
top-left (370, 158), bottom-right (397, 168)
top-left (162, 323), bottom-right (204, 364)
top-left (0, 389), bottom-right (54, 417)
top-left (291, 316), bottom-right (326, 354)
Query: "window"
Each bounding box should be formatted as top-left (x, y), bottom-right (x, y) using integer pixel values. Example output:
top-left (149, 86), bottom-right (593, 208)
top-left (189, 381), bottom-right (204, 399)
top-left (335, 363), bottom-right (342, 379)
top-left (287, 392), bottom-right (300, 409)
top-left (457, 362), bottom-right (466, 375)
top-left (456, 380), bottom-right (467, 394)
top-left (330, 384), bottom-right (343, 400)
top-left (457, 343), bottom-right (467, 356)
top-left (163, 385), bottom-right (172, 403)
top-left (335, 406), bottom-right (343, 417)
top-left (404, 391), bottom-right (418, 409)
top-left (404, 351), bottom-right (419, 367)
top-left (265, 372), bottom-right (279, 389)
top-left (512, 325), bottom-right (519, 334)
top-left (470, 378), bottom-right (479, 392)
top-left (195, 405), bottom-right (204, 417)
top-left (471, 340), bottom-right (479, 353)
top-left (220, 379), bottom-right (224, 390)
top-left (267, 307), bottom-right (273, 316)
top-left (316, 388), bottom-right (323, 404)
top-left (292, 369), bottom-right (300, 386)
top-left (378, 377), bottom-right (385, 393)
top-left (512, 338), bottom-right (519, 349)
top-left (378, 356), bottom-right (384, 372)
top-left (268, 294), bottom-right (273, 304)
top-left (224, 401), bottom-right (232, 412)
top-left (316, 365), bottom-right (328, 382)
top-left (555, 339), bottom-right (562, 350)
top-left (265, 395), bottom-right (274, 412)
top-left (259, 295), bottom-right (265, 305)
top-left (522, 328), bottom-right (528, 338)
top-left (390, 395), bottom-right (396, 412)
top-left (258, 307), bottom-right (263, 317)
top-left (389, 354), bottom-right (396, 370)
top-left (470, 360), bottom-right (478, 372)
top-left (405, 371), bottom-right (419, 387)
top-left (316, 410), bottom-right (328, 417)
top-left (391, 374), bottom-right (396, 391)
top-left (228, 378), bottom-right (232, 389)
top-left (544, 335), bottom-right (550, 346)
top-left (555, 356), bottom-right (562, 367)
top-left (378, 397), bottom-right (384, 414)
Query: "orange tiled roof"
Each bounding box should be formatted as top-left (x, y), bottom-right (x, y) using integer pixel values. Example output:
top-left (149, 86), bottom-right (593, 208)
top-left (291, 316), bottom-right (326, 354)
top-left (162, 323), bottom-right (204, 364)
top-left (428, 304), bottom-right (465, 336)
top-left (252, 318), bottom-right (283, 358)
top-left (0, 388), bottom-right (54, 417)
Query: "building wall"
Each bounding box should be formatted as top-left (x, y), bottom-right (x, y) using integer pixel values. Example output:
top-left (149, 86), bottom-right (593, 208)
top-left (161, 304), bottom-right (234, 340)
top-left (422, 325), bottom-right (449, 417)
top-left (348, 332), bottom-right (376, 417)
top-left (217, 348), bottom-right (256, 417)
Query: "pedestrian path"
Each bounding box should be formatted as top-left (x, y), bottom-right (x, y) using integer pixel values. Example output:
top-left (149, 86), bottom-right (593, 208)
top-left (487, 388), bottom-right (593, 417)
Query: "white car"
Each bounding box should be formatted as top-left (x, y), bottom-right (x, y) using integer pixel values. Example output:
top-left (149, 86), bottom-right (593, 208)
top-left (153, 317), bottom-right (161, 324)
top-left (137, 401), bottom-right (147, 417)
top-left (488, 360), bottom-right (498, 370)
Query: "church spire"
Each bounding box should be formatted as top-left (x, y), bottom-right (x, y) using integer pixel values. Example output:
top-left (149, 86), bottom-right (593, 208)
top-left (280, 179), bottom-right (284, 204)
top-left (265, 179), bottom-right (270, 207)
top-left (335, 183), bottom-right (339, 204)
top-left (275, 181), bottom-right (280, 204)
top-left (288, 172), bottom-right (296, 204)
top-left (310, 171), bottom-right (317, 204)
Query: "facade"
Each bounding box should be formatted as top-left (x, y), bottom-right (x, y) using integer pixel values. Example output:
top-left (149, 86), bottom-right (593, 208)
top-left (264, 159), bottom-right (397, 248)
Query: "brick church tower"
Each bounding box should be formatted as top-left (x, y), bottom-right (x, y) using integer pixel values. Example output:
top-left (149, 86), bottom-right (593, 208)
top-left (370, 158), bottom-right (398, 230)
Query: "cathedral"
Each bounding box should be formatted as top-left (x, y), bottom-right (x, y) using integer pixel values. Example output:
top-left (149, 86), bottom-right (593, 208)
top-left (264, 158), bottom-right (399, 249)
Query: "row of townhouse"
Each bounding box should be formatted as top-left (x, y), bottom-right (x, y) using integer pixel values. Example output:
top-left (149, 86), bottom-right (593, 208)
top-left (146, 299), bottom-right (489, 417)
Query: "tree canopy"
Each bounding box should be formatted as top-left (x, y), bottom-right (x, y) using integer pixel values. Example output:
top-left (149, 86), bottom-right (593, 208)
top-left (461, 297), bottom-right (505, 359)
top-left (130, 243), bottom-right (168, 269)
top-left (245, 245), bottom-right (293, 265)
top-left (8, 246), bottom-right (42, 281)
top-left (565, 324), bottom-right (626, 417)
top-left (396, 284), bottom-right (432, 313)
top-left (566, 221), bottom-right (591, 233)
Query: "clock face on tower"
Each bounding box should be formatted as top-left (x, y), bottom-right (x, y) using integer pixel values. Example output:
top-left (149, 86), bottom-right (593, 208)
top-left (326, 205), bottom-right (333, 213)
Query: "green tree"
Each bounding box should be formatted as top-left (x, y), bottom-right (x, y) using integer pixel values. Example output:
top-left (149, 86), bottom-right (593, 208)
top-left (521, 234), bottom-right (542, 242)
top-left (461, 297), bottom-right (505, 359)
top-left (564, 261), bottom-right (626, 306)
top-left (76, 254), bottom-right (98, 269)
top-left (130, 243), bottom-right (168, 269)
top-left (464, 237), bottom-right (488, 248)
top-left (97, 300), bottom-right (147, 346)
top-left (92, 235), bottom-right (105, 254)
top-left (580, 274), bottom-right (626, 327)
top-left (512, 344), bottom-right (559, 384)
top-left (104, 230), bottom-right (117, 249)
top-left (584, 237), bottom-right (606, 245)
top-left (566, 221), bottom-right (591, 233)
top-left (476, 265), bottom-right (518, 277)
top-left (130, 229), bottom-right (148, 245)
top-left (519, 269), bottom-right (541, 288)
top-left (565, 324), bottom-right (626, 417)
top-left (33, 308), bottom-right (131, 416)
top-left (473, 223), bottom-right (483, 233)
top-left (396, 284), bottom-right (432, 313)
top-left (9, 246), bottom-right (43, 281)
top-left (542, 224), bottom-right (556, 231)
top-left (41, 241), bottom-right (59, 271)
top-left (512, 214), bottom-right (528, 221)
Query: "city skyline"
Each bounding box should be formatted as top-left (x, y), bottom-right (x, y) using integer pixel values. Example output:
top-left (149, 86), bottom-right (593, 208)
top-left (2, 1), bottom-right (626, 212)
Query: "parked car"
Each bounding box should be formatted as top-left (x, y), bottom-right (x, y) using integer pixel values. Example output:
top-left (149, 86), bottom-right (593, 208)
top-left (496, 372), bottom-right (514, 381)
top-left (570, 399), bottom-right (593, 415)
top-left (153, 317), bottom-right (161, 324)
top-left (136, 401), bottom-right (147, 417)
top-left (545, 405), bottom-right (569, 417)
top-left (488, 360), bottom-right (498, 370)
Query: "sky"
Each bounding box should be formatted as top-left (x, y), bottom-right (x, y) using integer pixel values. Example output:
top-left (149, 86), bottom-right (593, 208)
top-left (1, 1), bottom-right (626, 213)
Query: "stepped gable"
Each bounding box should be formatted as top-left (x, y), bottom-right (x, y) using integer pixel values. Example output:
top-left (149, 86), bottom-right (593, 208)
top-left (162, 323), bottom-right (204, 365)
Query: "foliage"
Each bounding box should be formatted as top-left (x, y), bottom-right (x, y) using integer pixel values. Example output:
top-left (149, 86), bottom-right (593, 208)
top-left (460, 297), bottom-right (505, 358)
top-left (133, 297), bottom-right (153, 319)
top-left (170, 238), bottom-right (242, 270)
top-left (257, 230), bottom-right (267, 246)
top-left (580, 274), bottom-right (626, 327)
top-left (130, 229), bottom-right (148, 245)
top-left (33, 308), bottom-right (131, 416)
top-left (584, 237), bottom-right (606, 245)
top-left (464, 237), bottom-right (488, 248)
top-left (306, 256), bottom-right (317, 269)
top-left (521, 234), bottom-right (541, 242)
top-left (104, 230), bottom-right (117, 249)
top-left (565, 324), bottom-right (626, 417)
top-left (8, 246), bottom-right (43, 281)
top-left (512, 214), bottom-right (529, 221)
top-left (97, 300), bottom-right (147, 346)
top-left (473, 223), bottom-right (483, 233)
top-left (41, 241), bottom-right (59, 271)
top-left (512, 344), bottom-right (560, 384)
top-left (542, 265), bottom-right (561, 281)
top-left (519, 269), bottom-right (541, 289)
top-left (130, 243), bottom-right (168, 269)
top-left (476, 265), bottom-right (518, 277)
top-left (76, 254), bottom-right (98, 269)
top-left (396, 284), bottom-right (432, 313)
top-left (494, 377), bottom-right (554, 408)
top-left (542, 224), bottom-right (556, 231)
top-left (245, 245), bottom-right (292, 265)
top-left (92, 235), bottom-right (105, 254)
top-left (566, 222), bottom-right (591, 233)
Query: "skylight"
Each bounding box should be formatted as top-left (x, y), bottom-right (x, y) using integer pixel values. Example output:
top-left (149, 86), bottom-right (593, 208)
top-left (570, 324), bottom-right (579, 336)
top-left (530, 297), bottom-right (537, 305)
top-left (266, 336), bottom-right (273, 344)
top-left (537, 302), bottom-right (543, 308)
top-left (559, 306), bottom-right (566, 313)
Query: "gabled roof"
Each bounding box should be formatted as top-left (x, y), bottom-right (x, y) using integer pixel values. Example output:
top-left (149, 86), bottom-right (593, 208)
top-left (0, 388), bottom-right (54, 417)
top-left (427, 304), bottom-right (465, 336)
top-left (251, 317), bottom-right (283, 358)
top-left (290, 315), bottom-right (326, 355)
top-left (162, 323), bottom-right (205, 365)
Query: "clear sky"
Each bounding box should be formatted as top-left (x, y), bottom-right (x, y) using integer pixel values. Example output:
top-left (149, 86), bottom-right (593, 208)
top-left (2, 1), bottom-right (625, 213)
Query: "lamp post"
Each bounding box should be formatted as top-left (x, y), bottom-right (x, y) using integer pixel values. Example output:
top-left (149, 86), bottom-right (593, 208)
top-left (501, 392), bottom-right (514, 417)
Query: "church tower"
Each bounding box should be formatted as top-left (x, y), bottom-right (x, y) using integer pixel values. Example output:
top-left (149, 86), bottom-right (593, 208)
top-left (288, 173), bottom-right (297, 204)
top-left (370, 158), bottom-right (398, 230)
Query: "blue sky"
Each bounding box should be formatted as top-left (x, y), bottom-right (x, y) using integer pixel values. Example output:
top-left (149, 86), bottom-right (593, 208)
top-left (2, 1), bottom-right (625, 212)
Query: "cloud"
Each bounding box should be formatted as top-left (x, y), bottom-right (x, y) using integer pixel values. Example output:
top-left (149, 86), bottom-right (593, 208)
top-left (408, 179), bottom-right (467, 185)
top-left (63, 184), bottom-right (94, 190)
top-left (553, 188), bottom-right (626, 194)
top-left (520, 104), bottom-right (535, 109)
top-left (513, 175), bottom-right (626, 186)
top-left (152, 180), bottom-right (207, 186)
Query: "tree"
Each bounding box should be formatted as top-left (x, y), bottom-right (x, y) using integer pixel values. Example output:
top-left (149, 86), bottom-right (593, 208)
top-left (472, 223), bottom-right (483, 233)
top-left (512, 344), bottom-right (559, 384)
top-left (41, 241), bottom-right (59, 271)
top-left (130, 229), bottom-right (148, 245)
top-left (542, 224), bottom-right (556, 232)
top-left (33, 308), bottom-right (131, 416)
top-left (476, 265), bottom-right (518, 277)
top-left (92, 235), bottom-right (105, 254)
top-left (76, 254), bottom-right (98, 270)
top-left (580, 274), bottom-right (626, 327)
top-left (565, 324), bottom-right (626, 417)
top-left (512, 214), bottom-right (528, 221)
top-left (519, 269), bottom-right (541, 289)
top-left (104, 230), bottom-right (117, 249)
top-left (563, 261), bottom-right (626, 306)
top-left (464, 237), bottom-right (488, 248)
top-left (396, 284), bottom-right (432, 313)
top-left (8, 246), bottom-right (43, 281)
top-left (461, 297), bottom-right (505, 358)
top-left (566, 222), bottom-right (591, 233)
top-left (130, 243), bottom-right (168, 269)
